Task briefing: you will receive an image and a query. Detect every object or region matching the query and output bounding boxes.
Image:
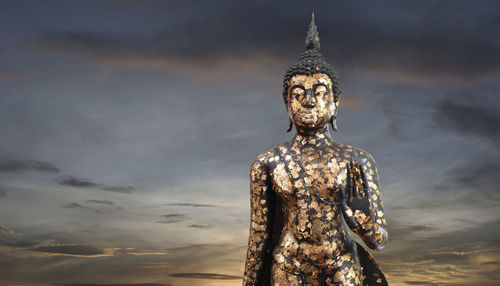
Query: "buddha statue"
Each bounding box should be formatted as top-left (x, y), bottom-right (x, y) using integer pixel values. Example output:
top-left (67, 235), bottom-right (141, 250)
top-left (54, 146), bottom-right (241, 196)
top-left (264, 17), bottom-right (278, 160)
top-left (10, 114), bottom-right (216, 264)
top-left (242, 14), bottom-right (388, 286)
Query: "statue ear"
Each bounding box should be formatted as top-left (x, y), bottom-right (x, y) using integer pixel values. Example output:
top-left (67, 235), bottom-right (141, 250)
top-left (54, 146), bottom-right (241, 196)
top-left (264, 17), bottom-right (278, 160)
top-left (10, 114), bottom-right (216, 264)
top-left (285, 92), bottom-right (294, 132)
top-left (286, 103), bottom-right (294, 132)
top-left (329, 101), bottom-right (338, 132)
top-left (286, 115), bottom-right (293, 132)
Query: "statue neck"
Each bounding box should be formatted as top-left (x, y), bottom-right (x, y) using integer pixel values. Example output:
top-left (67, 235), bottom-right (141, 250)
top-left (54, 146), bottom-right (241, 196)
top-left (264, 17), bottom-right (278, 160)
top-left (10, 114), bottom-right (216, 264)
top-left (293, 126), bottom-right (333, 148)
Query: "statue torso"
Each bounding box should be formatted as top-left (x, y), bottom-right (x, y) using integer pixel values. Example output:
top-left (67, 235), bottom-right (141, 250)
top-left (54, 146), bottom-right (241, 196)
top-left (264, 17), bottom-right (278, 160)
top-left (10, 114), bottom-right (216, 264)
top-left (267, 135), bottom-right (363, 275)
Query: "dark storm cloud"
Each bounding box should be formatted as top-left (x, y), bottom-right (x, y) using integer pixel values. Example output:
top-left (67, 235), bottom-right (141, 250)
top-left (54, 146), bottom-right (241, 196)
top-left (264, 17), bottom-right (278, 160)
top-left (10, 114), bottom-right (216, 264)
top-left (0, 159), bottom-right (60, 173)
top-left (434, 159), bottom-right (500, 207)
top-left (56, 176), bottom-right (101, 188)
top-left (168, 272), bottom-right (241, 280)
top-left (378, 80), bottom-right (500, 143)
top-left (156, 214), bottom-right (186, 224)
top-left (34, 1), bottom-right (500, 84)
top-left (55, 284), bottom-right (170, 286)
top-left (430, 85), bottom-right (500, 197)
top-left (0, 189), bottom-right (5, 197)
top-left (450, 161), bottom-right (500, 190)
top-left (434, 100), bottom-right (500, 141)
top-left (31, 244), bottom-right (105, 256)
top-left (166, 202), bottom-right (216, 207)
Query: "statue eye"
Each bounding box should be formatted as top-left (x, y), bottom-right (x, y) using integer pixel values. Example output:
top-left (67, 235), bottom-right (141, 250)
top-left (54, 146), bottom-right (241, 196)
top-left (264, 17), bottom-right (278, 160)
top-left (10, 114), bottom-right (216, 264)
top-left (314, 85), bottom-right (327, 96)
top-left (291, 87), bottom-right (305, 98)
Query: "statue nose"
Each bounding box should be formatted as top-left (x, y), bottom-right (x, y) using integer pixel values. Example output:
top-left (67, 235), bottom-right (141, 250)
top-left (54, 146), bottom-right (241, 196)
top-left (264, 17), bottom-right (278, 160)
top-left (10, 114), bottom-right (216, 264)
top-left (302, 93), bottom-right (316, 108)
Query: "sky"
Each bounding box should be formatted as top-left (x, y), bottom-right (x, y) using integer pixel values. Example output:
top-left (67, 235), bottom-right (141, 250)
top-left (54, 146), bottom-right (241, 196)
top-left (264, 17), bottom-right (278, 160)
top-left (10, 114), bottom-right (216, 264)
top-left (0, 0), bottom-right (499, 285)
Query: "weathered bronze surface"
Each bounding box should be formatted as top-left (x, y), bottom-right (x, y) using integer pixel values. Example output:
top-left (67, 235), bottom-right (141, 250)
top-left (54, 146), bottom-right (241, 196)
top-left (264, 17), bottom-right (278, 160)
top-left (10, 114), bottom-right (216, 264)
top-left (243, 14), bottom-right (388, 286)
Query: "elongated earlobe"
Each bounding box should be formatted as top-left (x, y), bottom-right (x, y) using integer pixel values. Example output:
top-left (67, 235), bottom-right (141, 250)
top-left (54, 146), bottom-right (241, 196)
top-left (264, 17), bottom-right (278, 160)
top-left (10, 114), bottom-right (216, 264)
top-left (286, 116), bottom-right (293, 132)
top-left (329, 102), bottom-right (338, 132)
top-left (330, 114), bottom-right (338, 131)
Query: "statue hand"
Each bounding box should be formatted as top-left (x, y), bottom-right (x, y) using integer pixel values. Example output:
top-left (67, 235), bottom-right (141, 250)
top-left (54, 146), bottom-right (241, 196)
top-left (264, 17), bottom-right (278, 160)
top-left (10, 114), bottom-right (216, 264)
top-left (342, 161), bottom-right (370, 214)
top-left (341, 159), bottom-right (387, 250)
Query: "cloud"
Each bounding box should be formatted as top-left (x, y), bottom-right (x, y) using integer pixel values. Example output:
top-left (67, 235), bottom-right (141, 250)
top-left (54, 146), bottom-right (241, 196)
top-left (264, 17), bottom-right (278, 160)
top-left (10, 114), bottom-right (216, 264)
top-left (0, 189), bottom-right (5, 197)
top-left (433, 100), bottom-right (500, 142)
top-left (86, 199), bottom-right (114, 206)
top-left (1, 227), bottom-right (166, 258)
top-left (62, 202), bottom-right (85, 209)
top-left (30, 244), bottom-right (111, 257)
top-left (138, 262), bottom-right (172, 270)
top-left (0, 231), bottom-right (39, 249)
top-left (388, 223), bottom-right (436, 241)
top-left (124, 251), bottom-right (168, 256)
top-left (186, 224), bottom-right (212, 229)
top-left (168, 273), bottom-right (241, 280)
top-left (35, 28), bottom-right (286, 84)
top-left (0, 225), bottom-right (14, 235)
top-left (156, 214), bottom-right (186, 224)
top-left (434, 159), bottom-right (500, 207)
top-left (55, 176), bottom-right (135, 194)
top-left (0, 159), bottom-right (60, 173)
top-left (379, 217), bottom-right (500, 285)
top-left (33, 1), bottom-right (500, 85)
top-left (63, 201), bottom-right (122, 212)
top-left (62, 202), bottom-right (103, 213)
top-left (166, 202), bottom-right (217, 207)
top-left (56, 176), bottom-right (100, 188)
top-left (101, 186), bottom-right (135, 194)
top-left (165, 243), bottom-right (213, 251)
top-left (62, 202), bottom-right (102, 213)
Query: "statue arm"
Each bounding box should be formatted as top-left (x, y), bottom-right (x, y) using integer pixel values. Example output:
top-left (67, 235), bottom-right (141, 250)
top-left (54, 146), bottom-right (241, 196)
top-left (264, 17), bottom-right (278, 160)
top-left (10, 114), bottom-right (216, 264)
top-left (243, 153), bottom-right (274, 285)
top-left (341, 153), bottom-right (388, 250)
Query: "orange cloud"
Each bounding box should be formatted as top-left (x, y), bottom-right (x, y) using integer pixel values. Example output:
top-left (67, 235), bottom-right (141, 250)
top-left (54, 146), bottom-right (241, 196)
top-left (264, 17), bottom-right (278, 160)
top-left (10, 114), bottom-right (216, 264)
top-left (138, 262), bottom-right (172, 269)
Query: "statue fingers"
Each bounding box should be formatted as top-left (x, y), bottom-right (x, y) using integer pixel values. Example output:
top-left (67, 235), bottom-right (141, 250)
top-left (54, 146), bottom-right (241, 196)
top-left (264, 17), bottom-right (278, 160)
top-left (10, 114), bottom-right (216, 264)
top-left (360, 167), bottom-right (369, 198)
top-left (346, 164), bottom-right (353, 202)
top-left (350, 161), bottom-right (360, 200)
top-left (353, 183), bottom-right (359, 199)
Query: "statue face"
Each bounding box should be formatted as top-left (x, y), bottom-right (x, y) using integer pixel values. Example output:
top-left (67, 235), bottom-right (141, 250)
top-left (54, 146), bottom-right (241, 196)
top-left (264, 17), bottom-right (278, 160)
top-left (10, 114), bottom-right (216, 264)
top-left (287, 73), bottom-right (335, 130)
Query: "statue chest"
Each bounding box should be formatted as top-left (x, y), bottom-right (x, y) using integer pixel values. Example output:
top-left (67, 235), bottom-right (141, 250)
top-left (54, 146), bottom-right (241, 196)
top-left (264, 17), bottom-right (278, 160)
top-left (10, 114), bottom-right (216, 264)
top-left (270, 149), bottom-right (348, 206)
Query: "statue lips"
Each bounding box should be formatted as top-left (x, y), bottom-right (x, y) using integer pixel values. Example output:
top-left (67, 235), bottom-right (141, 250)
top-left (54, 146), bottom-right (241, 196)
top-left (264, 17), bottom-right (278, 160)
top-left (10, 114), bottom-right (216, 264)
top-left (297, 110), bottom-right (320, 125)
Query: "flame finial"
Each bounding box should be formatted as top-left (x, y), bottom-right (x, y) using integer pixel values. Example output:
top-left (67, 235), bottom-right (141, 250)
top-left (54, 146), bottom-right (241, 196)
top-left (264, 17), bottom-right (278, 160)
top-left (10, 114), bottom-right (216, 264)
top-left (305, 12), bottom-right (320, 50)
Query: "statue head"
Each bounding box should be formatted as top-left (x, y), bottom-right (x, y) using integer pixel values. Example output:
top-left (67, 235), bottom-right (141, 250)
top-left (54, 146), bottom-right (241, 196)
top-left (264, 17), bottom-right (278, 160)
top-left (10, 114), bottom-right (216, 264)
top-left (283, 13), bottom-right (341, 133)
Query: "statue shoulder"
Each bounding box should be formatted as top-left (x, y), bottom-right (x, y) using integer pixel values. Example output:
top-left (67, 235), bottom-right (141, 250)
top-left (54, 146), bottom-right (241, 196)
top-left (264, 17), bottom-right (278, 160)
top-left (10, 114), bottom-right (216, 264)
top-left (250, 148), bottom-right (277, 171)
top-left (251, 142), bottom-right (289, 166)
top-left (336, 143), bottom-right (377, 167)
